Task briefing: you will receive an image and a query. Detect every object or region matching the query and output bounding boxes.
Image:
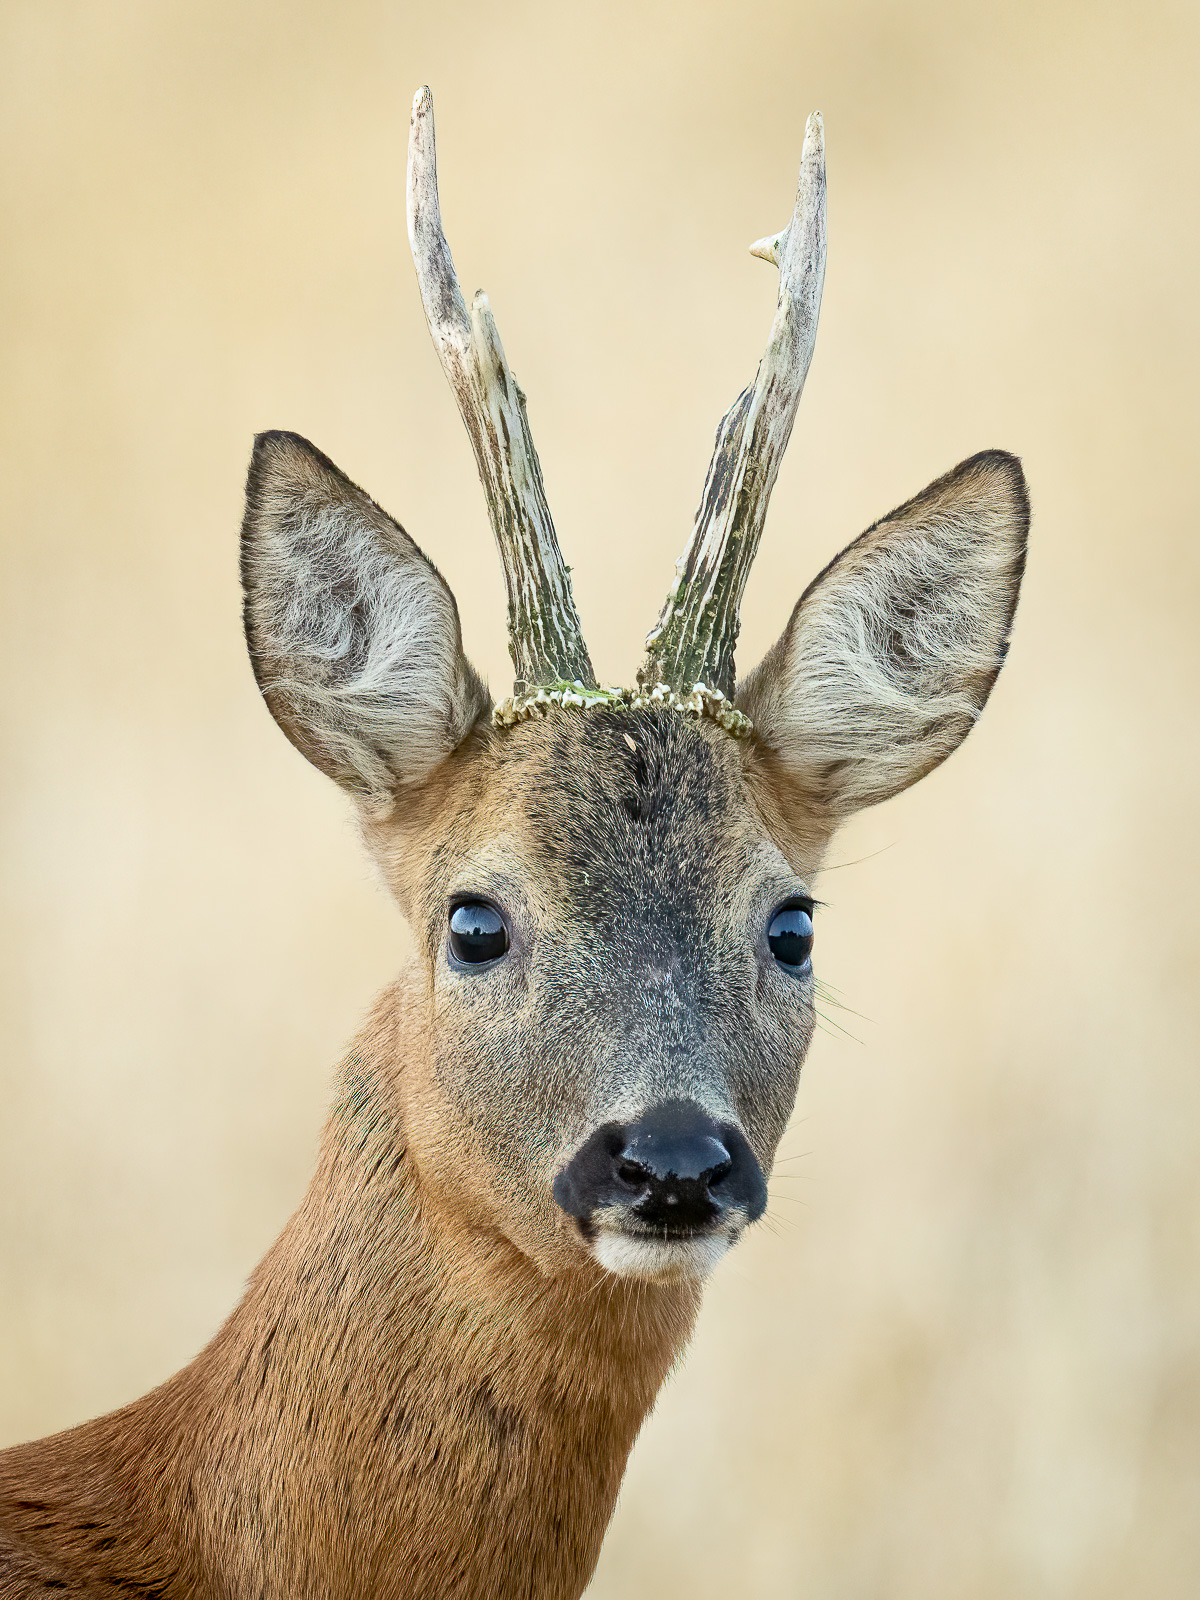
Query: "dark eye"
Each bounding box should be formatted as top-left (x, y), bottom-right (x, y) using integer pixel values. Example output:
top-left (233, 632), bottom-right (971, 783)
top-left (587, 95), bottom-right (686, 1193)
top-left (767, 901), bottom-right (814, 970)
top-left (448, 900), bottom-right (509, 966)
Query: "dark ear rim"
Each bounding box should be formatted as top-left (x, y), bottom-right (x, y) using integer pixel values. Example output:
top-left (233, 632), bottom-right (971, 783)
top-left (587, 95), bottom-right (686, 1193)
top-left (789, 448), bottom-right (1030, 714)
top-left (799, 448), bottom-right (1030, 590)
top-left (239, 429), bottom-right (491, 795)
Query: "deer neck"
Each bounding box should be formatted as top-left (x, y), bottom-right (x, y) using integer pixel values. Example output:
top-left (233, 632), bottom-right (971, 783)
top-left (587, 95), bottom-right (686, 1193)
top-left (172, 982), bottom-right (699, 1600)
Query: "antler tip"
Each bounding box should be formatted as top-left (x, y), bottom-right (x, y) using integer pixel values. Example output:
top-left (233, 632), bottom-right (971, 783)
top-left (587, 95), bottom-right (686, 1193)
top-left (648, 105), bottom-right (828, 699)
top-left (749, 231), bottom-right (785, 265)
top-left (412, 85), bottom-right (433, 117)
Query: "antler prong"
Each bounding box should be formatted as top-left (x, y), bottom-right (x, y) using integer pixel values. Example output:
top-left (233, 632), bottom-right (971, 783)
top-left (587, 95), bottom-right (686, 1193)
top-left (406, 87), bottom-right (595, 692)
top-left (642, 111), bottom-right (827, 701)
top-left (748, 229), bottom-right (787, 265)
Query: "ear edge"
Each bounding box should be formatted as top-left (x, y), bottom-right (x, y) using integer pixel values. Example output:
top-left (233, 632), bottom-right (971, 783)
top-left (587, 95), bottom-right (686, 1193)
top-left (876, 449), bottom-right (1030, 727)
top-left (239, 431), bottom-right (491, 799)
top-left (737, 449), bottom-right (1030, 817)
top-left (792, 448), bottom-right (1030, 624)
top-left (241, 429), bottom-right (443, 693)
top-left (240, 432), bottom-right (318, 708)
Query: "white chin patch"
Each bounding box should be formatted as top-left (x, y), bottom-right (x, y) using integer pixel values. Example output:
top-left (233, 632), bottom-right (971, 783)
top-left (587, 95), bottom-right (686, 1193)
top-left (592, 1228), bottom-right (732, 1282)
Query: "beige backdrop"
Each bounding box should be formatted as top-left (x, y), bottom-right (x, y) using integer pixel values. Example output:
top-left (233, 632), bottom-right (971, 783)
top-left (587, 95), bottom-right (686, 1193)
top-left (2, 1), bottom-right (1198, 1595)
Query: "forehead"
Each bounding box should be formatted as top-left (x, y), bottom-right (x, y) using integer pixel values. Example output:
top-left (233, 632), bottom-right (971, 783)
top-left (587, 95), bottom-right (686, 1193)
top-left (482, 707), bottom-right (770, 917)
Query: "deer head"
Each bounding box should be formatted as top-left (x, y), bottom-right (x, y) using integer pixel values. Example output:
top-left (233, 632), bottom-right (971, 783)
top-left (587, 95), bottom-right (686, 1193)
top-left (240, 88), bottom-right (1028, 1286)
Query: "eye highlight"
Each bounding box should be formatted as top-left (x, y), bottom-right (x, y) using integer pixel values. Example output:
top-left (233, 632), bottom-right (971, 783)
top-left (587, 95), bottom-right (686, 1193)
top-left (448, 900), bottom-right (510, 966)
top-left (767, 901), bottom-right (814, 971)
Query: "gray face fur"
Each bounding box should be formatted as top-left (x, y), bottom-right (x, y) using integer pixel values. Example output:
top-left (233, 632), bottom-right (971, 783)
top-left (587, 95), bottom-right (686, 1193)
top-left (241, 431), bottom-right (1029, 1282)
top-left (402, 707), bottom-right (815, 1279)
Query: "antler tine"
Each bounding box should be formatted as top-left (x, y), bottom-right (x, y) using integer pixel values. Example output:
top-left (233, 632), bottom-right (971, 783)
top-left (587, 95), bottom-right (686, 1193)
top-left (642, 112), bottom-right (827, 703)
top-left (406, 87), bottom-right (595, 692)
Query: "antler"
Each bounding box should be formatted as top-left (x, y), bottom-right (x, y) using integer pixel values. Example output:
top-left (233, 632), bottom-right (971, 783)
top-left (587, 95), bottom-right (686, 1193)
top-left (406, 87), bottom-right (595, 692)
top-left (642, 112), bottom-right (827, 702)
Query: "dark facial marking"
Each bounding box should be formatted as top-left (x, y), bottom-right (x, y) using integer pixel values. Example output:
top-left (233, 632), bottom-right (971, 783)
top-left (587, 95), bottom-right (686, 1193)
top-left (521, 708), bottom-right (739, 923)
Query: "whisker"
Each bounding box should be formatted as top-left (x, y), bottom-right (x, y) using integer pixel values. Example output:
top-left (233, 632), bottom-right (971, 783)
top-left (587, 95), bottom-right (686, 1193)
top-left (818, 841), bottom-right (896, 873)
top-left (815, 1007), bottom-right (862, 1045)
top-left (814, 981), bottom-right (872, 1024)
top-left (763, 1209), bottom-right (801, 1233)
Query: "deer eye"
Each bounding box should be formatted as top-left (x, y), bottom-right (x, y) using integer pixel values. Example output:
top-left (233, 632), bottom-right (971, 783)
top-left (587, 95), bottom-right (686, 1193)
top-left (767, 901), bottom-right (814, 970)
top-left (448, 900), bottom-right (509, 966)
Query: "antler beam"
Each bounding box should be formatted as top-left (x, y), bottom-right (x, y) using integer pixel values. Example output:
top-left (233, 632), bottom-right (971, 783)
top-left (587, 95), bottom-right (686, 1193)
top-left (406, 87), bottom-right (595, 692)
top-left (642, 112), bottom-right (827, 702)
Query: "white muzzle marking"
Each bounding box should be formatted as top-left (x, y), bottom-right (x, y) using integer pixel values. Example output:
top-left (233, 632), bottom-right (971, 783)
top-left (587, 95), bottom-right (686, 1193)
top-left (591, 1225), bottom-right (733, 1282)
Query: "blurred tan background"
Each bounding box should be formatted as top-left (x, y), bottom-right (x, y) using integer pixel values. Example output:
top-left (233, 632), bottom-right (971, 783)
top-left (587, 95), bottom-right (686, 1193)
top-left (1, 0), bottom-right (1198, 1594)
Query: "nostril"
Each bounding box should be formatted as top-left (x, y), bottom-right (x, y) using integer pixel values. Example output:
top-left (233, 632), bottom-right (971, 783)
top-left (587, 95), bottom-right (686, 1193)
top-left (553, 1106), bottom-right (767, 1230)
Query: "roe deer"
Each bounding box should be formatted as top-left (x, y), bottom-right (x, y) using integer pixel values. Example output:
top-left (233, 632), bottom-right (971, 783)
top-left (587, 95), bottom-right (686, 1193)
top-left (0, 87), bottom-right (1028, 1600)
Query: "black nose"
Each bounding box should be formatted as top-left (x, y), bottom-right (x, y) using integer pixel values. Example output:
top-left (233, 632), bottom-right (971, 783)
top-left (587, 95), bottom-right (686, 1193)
top-left (553, 1100), bottom-right (768, 1233)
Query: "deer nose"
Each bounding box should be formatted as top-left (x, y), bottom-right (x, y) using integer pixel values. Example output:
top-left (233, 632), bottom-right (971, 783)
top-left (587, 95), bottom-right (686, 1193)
top-left (616, 1116), bottom-right (732, 1228)
top-left (553, 1100), bottom-right (767, 1231)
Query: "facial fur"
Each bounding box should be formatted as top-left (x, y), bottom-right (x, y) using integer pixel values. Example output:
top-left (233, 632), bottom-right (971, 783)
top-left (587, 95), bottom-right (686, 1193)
top-left (363, 707), bottom-right (820, 1280)
top-left (243, 431), bottom-right (1028, 1285)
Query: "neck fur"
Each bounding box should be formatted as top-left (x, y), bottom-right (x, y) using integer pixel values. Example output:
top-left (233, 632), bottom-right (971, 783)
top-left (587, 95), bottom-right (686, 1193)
top-left (75, 988), bottom-right (699, 1600)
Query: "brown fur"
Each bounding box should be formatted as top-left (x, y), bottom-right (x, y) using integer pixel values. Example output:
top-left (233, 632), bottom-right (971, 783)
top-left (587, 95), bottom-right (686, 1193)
top-left (0, 432), bottom-right (1028, 1598)
top-left (0, 713), bottom-right (801, 1600)
top-left (0, 980), bottom-right (698, 1600)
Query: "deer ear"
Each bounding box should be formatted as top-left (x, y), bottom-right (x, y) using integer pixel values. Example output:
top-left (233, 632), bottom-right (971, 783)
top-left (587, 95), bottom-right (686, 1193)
top-left (240, 431), bottom-right (490, 799)
top-left (737, 450), bottom-right (1029, 818)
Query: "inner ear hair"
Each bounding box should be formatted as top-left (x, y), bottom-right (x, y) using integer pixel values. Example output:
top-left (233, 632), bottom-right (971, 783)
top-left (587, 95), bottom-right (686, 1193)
top-left (241, 431), bottom-right (490, 800)
top-left (737, 449), bottom-right (1029, 817)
